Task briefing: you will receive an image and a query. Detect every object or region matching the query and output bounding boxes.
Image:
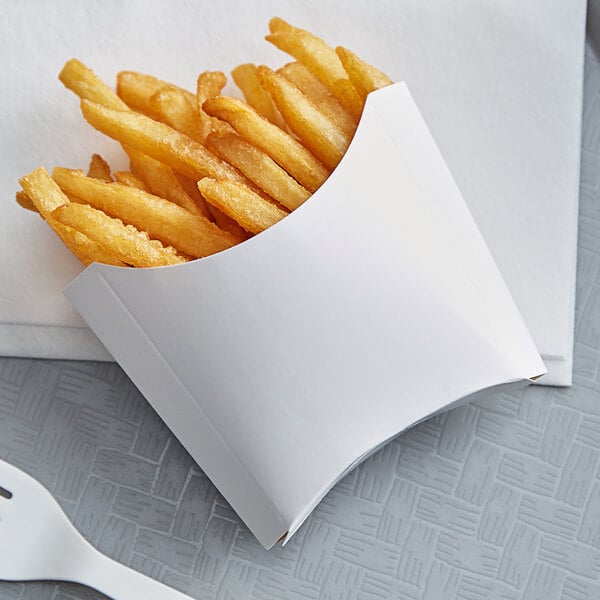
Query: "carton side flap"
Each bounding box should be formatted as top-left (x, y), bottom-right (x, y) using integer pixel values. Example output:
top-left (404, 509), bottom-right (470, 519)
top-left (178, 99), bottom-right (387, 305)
top-left (367, 85), bottom-right (546, 379)
top-left (65, 268), bottom-right (288, 549)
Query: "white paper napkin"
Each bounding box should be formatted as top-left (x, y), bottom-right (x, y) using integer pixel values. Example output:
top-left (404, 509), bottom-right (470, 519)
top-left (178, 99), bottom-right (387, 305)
top-left (0, 0), bottom-right (586, 385)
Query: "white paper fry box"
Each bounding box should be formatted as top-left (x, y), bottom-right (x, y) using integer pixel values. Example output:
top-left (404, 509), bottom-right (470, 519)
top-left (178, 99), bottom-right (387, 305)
top-left (65, 83), bottom-right (546, 549)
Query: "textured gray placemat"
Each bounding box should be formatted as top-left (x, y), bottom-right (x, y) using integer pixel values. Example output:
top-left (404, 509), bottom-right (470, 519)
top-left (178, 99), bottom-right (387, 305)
top-left (0, 44), bottom-right (599, 600)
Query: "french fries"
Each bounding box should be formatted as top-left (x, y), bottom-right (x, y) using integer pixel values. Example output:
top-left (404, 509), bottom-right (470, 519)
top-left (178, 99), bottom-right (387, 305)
top-left (17, 18), bottom-right (392, 267)
top-left (198, 179), bottom-right (287, 234)
top-left (205, 131), bottom-right (310, 210)
top-left (277, 62), bottom-right (356, 137)
top-left (87, 153), bottom-right (113, 181)
top-left (59, 59), bottom-right (129, 111)
top-left (113, 171), bottom-right (149, 191)
top-left (116, 71), bottom-right (196, 116)
top-left (256, 65), bottom-right (350, 170)
top-left (80, 100), bottom-right (248, 184)
top-left (335, 46), bottom-right (393, 107)
top-left (19, 168), bottom-right (125, 266)
top-left (15, 190), bottom-right (37, 213)
top-left (203, 95), bottom-right (329, 192)
top-left (150, 86), bottom-right (203, 142)
top-left (52, 203), bottom-right (185, 267)
top-left (196, 71), bottom-right (231, 142)
top-left (53, 168), bottom-right (238, 258)
top-left (126, 147), bottom-right (210, 218)
top-left (231, 64), bottom-right (283, 127)
top-left (266, 17), bottom-right (363, 121)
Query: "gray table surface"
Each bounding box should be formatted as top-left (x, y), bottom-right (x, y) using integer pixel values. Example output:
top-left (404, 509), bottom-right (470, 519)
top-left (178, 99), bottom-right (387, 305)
top-left (1, 44), bottom-right (599, 600)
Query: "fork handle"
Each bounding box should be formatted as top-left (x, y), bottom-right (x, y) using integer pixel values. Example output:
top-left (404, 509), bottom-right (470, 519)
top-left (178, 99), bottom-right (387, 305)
top-left (79, 549), bottom-right (195, 600)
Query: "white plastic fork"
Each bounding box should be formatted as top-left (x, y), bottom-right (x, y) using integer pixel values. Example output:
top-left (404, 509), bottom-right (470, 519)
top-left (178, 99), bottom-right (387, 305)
top-left (0, 458), bottom-right (196, 599)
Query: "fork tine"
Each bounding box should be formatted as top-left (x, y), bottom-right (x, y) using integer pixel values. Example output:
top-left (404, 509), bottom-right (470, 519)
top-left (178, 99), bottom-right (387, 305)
top-left (0, 484), bottom-right (13, 500)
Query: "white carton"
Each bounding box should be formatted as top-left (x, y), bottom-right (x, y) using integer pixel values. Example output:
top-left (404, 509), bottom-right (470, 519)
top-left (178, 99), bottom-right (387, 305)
top-left (65, 83), bottom-right (546, 548)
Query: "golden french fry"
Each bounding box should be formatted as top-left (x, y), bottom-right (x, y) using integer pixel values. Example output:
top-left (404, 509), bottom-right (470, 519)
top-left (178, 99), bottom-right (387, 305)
top-left (171, 172), bottom-right (247, 241)
top-left (199, 76), bottom-right (276, 192)
top-left (80, 100), bottom-right (248, 185)
top-left (199, 178), bottom-right (287, 234)
top-left (117, 71), bottom-right (196, 116)
top-left (20, 167), bottom-right (70, 218)
top-left (45, 219), bottom-right (127, 266)
top-left (18, 181), bottom-right (79, 210)
top-left (196, 71), bottom-right (231, 141)
top-left (174, 172), bottom-right (221, 221)
top-left (15, 190), bottom-right (37, 212)
top-left (52, 203), bottom-right (185, 267)
top-left (278, 62), bottom-right (356, 137)
top-left (19, 167), bottom-right (125, 266)
top-left (124, 147), bottom-right (208, 219)
top-left (150, 86), bottom-right (203, 142)
top-left (206, 131), bottom-right (310, 210)
top-left (335, 46), bottom-right (393, 106)
top-left (203, 95), bottom-right (329, 192)
top-left (113, 170), bottom-right (149, 191)
top-left (56, 225), bottom-right (127, 266)
top-left (59, 59), bottom-right (129, 111)
top-left (40, 217), bottom-right (127, 267)
top-left (53, 167), bottom-right (238, 258)
top-left (231, 64), bottom-right (283, 127)
top-left (266, 18), bottom-right (362, 121)
top-left (197, 71), bottom-right (227, 102)
top-left (256, 65), bottom-right (350, 170)
top-left (206, 204), bottom-right (249, 240)
top-left (87, 153), bottom-right (113, 181)
top-left (268, 17), bottom-right (295, 33)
